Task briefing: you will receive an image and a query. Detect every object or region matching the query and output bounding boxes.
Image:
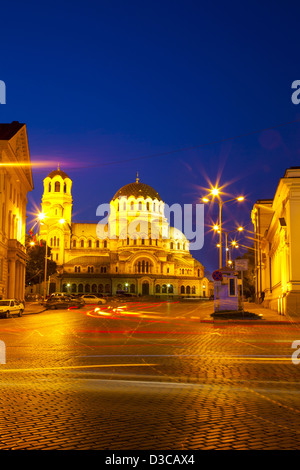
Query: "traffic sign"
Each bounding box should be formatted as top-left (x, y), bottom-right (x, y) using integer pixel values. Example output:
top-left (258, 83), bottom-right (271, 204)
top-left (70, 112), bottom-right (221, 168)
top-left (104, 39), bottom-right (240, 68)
top-left (212, 270), bottom-right (223, 281)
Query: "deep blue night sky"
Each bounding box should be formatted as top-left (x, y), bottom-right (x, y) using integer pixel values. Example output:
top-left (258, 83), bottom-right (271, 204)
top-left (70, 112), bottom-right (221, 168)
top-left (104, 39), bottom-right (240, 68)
top-left (1, 0), bottom-right (300, 274)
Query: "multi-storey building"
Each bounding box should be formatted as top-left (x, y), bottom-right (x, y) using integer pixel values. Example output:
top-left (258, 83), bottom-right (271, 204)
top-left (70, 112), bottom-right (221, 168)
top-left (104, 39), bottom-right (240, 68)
top-left (37, 167), bottom-right (210, 298)
top-left (251, 167), bottom-right (300, 317)
top-left (0, 121), bottom-right (33, 300)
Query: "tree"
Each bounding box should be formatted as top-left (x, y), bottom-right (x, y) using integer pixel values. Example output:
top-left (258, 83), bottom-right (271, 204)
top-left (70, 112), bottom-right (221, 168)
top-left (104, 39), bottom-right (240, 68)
top-left (25, 238), bottom-right (57, 287)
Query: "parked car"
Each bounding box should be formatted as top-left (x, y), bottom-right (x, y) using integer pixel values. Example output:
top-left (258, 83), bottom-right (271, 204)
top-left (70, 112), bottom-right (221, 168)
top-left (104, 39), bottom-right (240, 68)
top-left (80, 294), bottom-right (106, 304)
top-left (44, 296), bottom-right (84, 310)
top-left (0, 299), bottom-right (24, 318)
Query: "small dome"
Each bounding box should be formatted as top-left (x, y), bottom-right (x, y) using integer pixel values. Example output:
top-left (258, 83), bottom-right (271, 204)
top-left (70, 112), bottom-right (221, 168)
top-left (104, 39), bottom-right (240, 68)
top-left (47, 165), bottom-right (69, 180)
top-left (113, 175), bottom-right (162, 201)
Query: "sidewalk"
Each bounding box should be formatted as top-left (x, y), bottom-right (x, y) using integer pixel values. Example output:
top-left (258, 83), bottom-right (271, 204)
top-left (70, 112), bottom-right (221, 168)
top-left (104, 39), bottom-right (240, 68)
top-left (23, 302), bottom-right (46, 315)
top-left (205, 301), bottom-right (300, 324)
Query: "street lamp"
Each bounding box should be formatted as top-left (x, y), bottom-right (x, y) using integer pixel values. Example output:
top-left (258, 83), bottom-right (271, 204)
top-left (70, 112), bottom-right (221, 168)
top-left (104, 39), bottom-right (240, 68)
top-left (37, 212), bottom-right (65, 301)
top-left (202, 187), bottom-right (244, 268)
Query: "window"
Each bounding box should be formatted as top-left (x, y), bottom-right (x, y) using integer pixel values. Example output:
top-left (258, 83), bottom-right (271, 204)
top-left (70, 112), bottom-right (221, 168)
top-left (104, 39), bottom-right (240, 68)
top-left (181, 286), bottom-right (185, 294)
top-left (81, 240), bottom-right (84, 248)
top-left (88, 266), bottom-right (94, 273)
top-left (78, 284), bottom-right (83, 293)
top-left (96, 240), bottom-right (100, 248)
top-left (73, 239), bottom-right (76, 248)
top-left (85, 284), bottom-right (90, 293)
top-left (98, 284), bottom-right (103, 293)
top-left (105, 284), bottom-right (110, 293)
top-left (104, 240), bottom-right (107, 248)
top-left (229, 278), bottom-right (236, 296)
top-left (55, 181), bottom-right (60, 192)
top-left (75, 266), bottom-right (81, 273)
top-left (162, 284), bottom-right (167, 293)
top-left (92, 284), bottom-right (97, 293)
top-left (168, 284), bottom-right (173, 293)
top-left (192, 286), bottom-right (196, 294)
top-left (146, 202), bottom-right (150, 210)
top-left (156, 284), bottom-right (160, 293)
top-left (130, 202), bottom-right (134, 211)
top-left (88, 240), bottom-right (92, 248)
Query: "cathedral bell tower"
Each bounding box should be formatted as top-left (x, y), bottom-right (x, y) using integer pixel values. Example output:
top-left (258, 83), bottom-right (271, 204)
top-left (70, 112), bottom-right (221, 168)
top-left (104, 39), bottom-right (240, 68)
top-left (39, 165), bottom-right (73, 265)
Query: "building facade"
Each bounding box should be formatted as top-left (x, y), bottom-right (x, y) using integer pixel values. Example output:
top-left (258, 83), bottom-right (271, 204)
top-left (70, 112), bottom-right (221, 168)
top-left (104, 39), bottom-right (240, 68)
top-left (0, 121), bottom-right (33, 300)
top-left (37, 168), bottom-right (210, 298)
top-left (251, 167), bottom-right (300, 317)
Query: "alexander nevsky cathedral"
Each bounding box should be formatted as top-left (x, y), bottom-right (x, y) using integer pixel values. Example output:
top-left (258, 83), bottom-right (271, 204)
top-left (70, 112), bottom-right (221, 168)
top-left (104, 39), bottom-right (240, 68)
top-left (36, 167), bottom-right (211, 298)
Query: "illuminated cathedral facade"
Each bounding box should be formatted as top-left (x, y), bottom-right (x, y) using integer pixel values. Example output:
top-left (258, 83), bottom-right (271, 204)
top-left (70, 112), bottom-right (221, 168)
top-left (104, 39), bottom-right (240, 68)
top-left (37, 167), bottom-right (210, 298)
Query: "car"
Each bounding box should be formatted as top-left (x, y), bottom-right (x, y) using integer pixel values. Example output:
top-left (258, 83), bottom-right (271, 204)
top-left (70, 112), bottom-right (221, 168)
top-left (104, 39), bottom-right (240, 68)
top-left (44, 296), bottom-right (85, 310)
top-left (0, 299), bottom-right (24, 318)
top-left (80, 294), bottom-right (106, 305)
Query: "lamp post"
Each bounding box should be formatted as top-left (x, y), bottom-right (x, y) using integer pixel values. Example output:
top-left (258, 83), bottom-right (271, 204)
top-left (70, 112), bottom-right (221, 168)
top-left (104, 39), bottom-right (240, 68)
top-left (37, 213), bottom-right (65, 301)
top-left (203, 187), bottom-right (244, 268)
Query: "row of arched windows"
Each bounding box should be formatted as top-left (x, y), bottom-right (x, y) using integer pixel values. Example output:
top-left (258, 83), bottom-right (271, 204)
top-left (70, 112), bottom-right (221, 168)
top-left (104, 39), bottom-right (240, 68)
top-left (181, 286), bottom-right (196, 294)
top-left (74, 265), bottom-right (106, 273)
top-left (62, 283), bottom-right (111, 293)
top-left (155, 284), bottom-right (174, 294)
top-left (72, 239), bottom-right (108, 248)
top-left (117, 201), bottom-right (163, 213)
top-left (48, 181), bottom-right (68, 193)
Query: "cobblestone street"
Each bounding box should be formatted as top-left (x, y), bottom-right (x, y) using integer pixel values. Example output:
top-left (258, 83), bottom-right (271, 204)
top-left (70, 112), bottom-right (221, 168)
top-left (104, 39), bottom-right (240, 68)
top-left (0, 300), bottom-right (300, 451)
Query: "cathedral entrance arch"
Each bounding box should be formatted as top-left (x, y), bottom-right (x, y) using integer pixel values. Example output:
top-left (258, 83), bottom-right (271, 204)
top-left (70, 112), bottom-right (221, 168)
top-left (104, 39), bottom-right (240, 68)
top-left (142, 282), bottom-right (149, 295)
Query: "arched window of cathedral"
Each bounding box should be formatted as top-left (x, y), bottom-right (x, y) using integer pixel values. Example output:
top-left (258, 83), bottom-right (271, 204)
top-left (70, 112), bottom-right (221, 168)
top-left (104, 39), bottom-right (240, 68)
top-left (71, 284), bottom-right (77, 293)
top-left (88, 240), bottom-right (92, 248)
top-left (141, 238), bottom-right (145, 245)
top-left (186, 286), bottom-right (191, 294)
top-left (181, 285), bottom-right (185, 294)
top-left (105, 284), bottom-right (110, 293)
top-left (98, 284), bottom-right (103, 293)
top-left (162, 284), bottom-right (167, 293)
top-left (123, 202), bottom-right (126, 210)
top-left (183, 243), bottom-right (185, 250)
top-left (135, 259), bottom-right (152, 274)
top-left (127, 238), bottom-right (129, 245)
top-left (88, 266), bottom-right (94, 273)
top-left (64, 183), bottom-right (66, 193)
top-left (96, 240), bottom-right (99, 248)
top-left (130, 201), bottom-right (134, 211)
top-left (146, 202), bottom-right (150, 211)
top-left (104, 240), bottom-right (107, 248)
top-left (168, 284), bottom-right (173, 293)
top-left (74, 266), bottom-right (81, 273)
top-left (130, 284), bottom-right (135, 293)
top-left (170, 242), bottom-right (174, 249)
top-left (177, 243), bottom-right (180, 250)
top-left (92, 284), bottom-right (97, 293)
top-left (53, 236), bottom-right (56, 247)
top-left (153, 203), bottom-right (156, 212)
top-left (138, 201), bottom-right (142, 210)
top-left (48, 182), bottom-right (51, 192)
top-left (84, 284), bottom-right (90, 293)
top-left (192, 286), bottom-right (196, 294)
top-left (156, 284), bottom-right (160, 293)
top-left (73, 239), bottom-right (76, 248)
top-left (81, 239), bottom-right (84, 248)
top-left (50, 238), bottom-right (53, 246)
top-left (78, 283), bottom-right (83, 293)
top-left (57, 238), bottom-right (59, 247)
top-left (55, 181), bottom-right (60, 192)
